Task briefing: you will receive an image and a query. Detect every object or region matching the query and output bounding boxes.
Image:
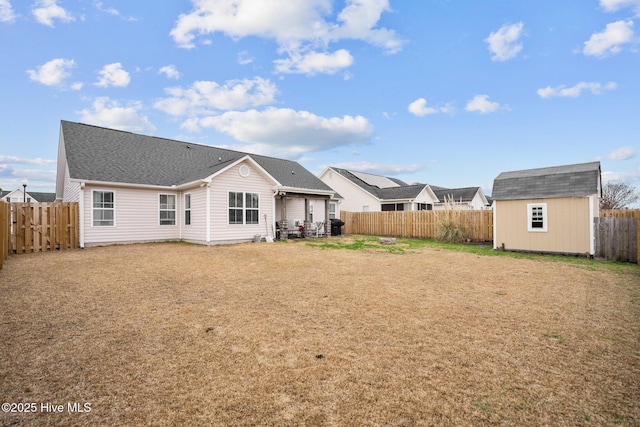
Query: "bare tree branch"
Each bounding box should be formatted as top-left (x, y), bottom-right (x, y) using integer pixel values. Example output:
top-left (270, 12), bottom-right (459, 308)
top-left (600, 181), bottom-right (640, 209)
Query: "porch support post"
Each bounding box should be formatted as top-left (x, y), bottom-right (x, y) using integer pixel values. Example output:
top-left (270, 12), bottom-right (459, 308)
top-left (325, 198), bottom-right (331, 237)
top-left (280, 194), bottom-right (288, 240)
top-left (304, 197), bottom-right (311, 237)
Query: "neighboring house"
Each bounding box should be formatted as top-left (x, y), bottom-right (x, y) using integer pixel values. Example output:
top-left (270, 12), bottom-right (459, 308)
top-left (318, 167), bottom-right (438, 213)
top-left (56, 121), bottom-right (337, 247)
top-left (431, 186), bottom-right (489, 210)
top-left (492, 161), bottom-right (601, 256)
top-left (0, 189), bottom-right (56, 203)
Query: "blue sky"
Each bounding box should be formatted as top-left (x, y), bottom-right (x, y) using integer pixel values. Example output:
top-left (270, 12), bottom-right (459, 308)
top-left (1, 0), bottom-right (639, 195)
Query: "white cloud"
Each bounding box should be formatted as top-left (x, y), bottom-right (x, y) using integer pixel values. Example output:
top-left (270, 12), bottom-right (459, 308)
top-left (154, 77), bottom-right (278, 116)
top-left (408, 98), bottom-right (446, 117)
top-left (329, 0), bottom-right (404, 53)
top-left (326, 161), bottom-right (423, 175)
top-left (485, 22), bottom-right (525, 62)
top-left (159, 65), bottom-right (181, 79)
top-left (95, 63), bottom-right (130, 87)
top-left (464, 95), bottom-right (502, 114)
top-left (0, 0), bottom-right (16, 22)
top-left (274, 49), bottom-right (354, 75)
top-left (186, 107), bottom-right (374, 158)
top-left (607, 146), bottom-right (637, 160)
top-left (78, 97), bottom-right (156, 133)
top-left (237, 51), bottom-right (254, 65)
top-left (0, 155), bottom-right (56, 165)
top-left (600, 0), bottom-right (640, 15)
top-left (583, 20), bottom-right (634, 58)
top-left (32, 0), bottom-right (75, 27)
top-left (170, 0), bottom-right (404, 73)
top-left (94, 1), bottom-right (137, 21)
top-left (26, 58), bottom-right (76, 86)
top-left (537, 81), bottom-right (617, 98)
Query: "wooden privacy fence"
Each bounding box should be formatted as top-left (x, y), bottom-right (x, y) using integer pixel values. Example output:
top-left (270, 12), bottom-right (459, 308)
top-left (599, 209), bottom-right (640, 263)
top-left (341, 210), bottom-right (494, 242)
top-left (0, 202), bottom-right (79, 268)
top-left (0, 201), bottom-right (9, 269)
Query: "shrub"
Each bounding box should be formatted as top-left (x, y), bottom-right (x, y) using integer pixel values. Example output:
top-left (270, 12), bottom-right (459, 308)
top-left (436, 217), bottom-right (468, 243)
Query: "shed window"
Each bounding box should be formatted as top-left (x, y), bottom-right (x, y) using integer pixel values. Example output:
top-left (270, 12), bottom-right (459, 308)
top-left (527, 203), bottom-right (547, 232)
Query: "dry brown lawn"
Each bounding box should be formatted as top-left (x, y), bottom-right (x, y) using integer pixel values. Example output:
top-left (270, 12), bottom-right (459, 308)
top-left (1, 239), bottom-right (639, 426)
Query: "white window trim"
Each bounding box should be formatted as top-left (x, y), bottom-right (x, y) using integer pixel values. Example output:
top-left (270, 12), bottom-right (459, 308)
top-left (527, 203), bottom-right (547, 232)
top-left (91, 190), bottom-right (115, 227)
top-left (329, 202), bottom-right (337, 219)
top-left (159, 193), bottom-right (177, 226)
top-left (184, 193), bottom-right (191, 226)
top-left (228, 191), bottom-right (260, 225)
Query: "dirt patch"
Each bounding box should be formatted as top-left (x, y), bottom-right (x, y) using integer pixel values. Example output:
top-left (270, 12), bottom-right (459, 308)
top-left (1, 240), bottom-right (639, 426)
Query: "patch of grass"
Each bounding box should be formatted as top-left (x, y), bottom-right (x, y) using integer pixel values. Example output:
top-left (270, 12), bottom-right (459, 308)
top-left (544, 333), bottom-right (566, 344)
top-left (309, 235), bottom-right (640, 273)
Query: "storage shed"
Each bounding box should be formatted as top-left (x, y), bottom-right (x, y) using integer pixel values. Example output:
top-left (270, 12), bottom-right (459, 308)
top-left (492, 161), bottom-right (601, 256)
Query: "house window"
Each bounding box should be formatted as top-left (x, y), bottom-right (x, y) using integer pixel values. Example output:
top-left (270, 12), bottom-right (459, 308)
top-left (159, 194), bottom-right (176, 225)
top-left (184, 193), bottom-right (191, 226)
top-left (309, 203), bottom-right (314, 223)
top-left (92, 191), bottom-right (115, 226)
top-left (363, 205), bottom-right (370, 212)
top-left (229, 192), bottom-right (243, 224)
top-left (245, 193), bottom-right (259, 224)
top-left (527, 203), bottom-right (547, 232)
top-left (382, 203), bottom-right (405, 211)
top-left (229, 192), bottom-right (259, 224)
top-left (329, 203), bottom-right (337, 219)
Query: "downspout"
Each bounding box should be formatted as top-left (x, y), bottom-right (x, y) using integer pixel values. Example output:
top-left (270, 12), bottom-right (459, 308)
top-left (178, 190), bottom-right (183, 241)
top-left (272, 190), bottom-right (277, 239)
top-left (589, 195), bottom-right (595, 256)
top-left (492, 202), bottom-right (497, 250)
top-left (205, 182), bottom-right (211, 243)
top-left (79, 182), bottom-right (85, 248)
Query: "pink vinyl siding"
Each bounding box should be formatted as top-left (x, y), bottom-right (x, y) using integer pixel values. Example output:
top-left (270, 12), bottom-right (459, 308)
top-left (83, 185), bottom-right (182, 245)
top-left (62, 166), bottom-right (80, 202)
top-left (180, 187), bottom-right (207, 243)
top-left (209, 160), bottom-right (275, 243)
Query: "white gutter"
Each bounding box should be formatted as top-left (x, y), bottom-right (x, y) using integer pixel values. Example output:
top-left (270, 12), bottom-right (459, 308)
top-left (70, 178), bottom-right (184, 191)
top-left (276, 186), bottom-right (335, 197)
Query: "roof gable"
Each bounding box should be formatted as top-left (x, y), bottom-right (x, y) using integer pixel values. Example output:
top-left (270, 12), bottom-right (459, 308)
top-left (492, 161), bottom-right (601, 200)
top-left (432, 186), bottom-right (483, 203)
top-left (60, 121), bottom-right (332, 193)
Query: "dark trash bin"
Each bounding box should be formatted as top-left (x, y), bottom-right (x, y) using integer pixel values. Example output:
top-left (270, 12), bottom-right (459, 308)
top-left (330, 218), bottom-right (345, 236)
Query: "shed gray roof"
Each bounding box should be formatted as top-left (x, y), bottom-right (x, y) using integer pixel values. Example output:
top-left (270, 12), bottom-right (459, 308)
top-left (60, 121), bottom-right (333, 193)
top-left (492, 161), bottom-right (601, 200)
top-left (329, 167), bottom-right (428, 200)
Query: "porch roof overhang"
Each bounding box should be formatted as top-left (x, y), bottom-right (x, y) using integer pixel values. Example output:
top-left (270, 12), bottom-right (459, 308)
top-left (275, 186), bottom-right (335, 198)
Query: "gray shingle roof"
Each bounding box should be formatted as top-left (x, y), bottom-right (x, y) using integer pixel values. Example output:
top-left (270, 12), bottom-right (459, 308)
top-left (61, 121), bottom-right (333, 193)
top-left (431, 186), bottom-right (481, 203)
top-left (492, 161), bottom-right (601, 200)
top-left (329, 167), bottom-right (427, 200)
top-left (29, 192), bottom-right (57, 202)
